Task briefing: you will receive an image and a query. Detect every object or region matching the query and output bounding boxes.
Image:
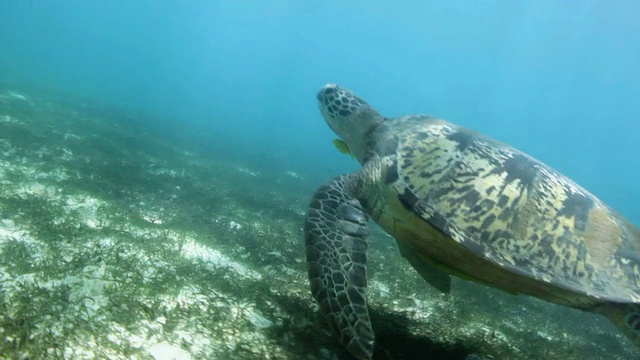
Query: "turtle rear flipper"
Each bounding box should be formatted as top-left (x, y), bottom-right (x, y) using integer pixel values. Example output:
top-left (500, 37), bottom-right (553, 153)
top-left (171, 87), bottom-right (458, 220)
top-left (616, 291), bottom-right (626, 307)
top-left (397, 241), bottom-right (451, 293)
top-left (599, 303), bottom-right (640, 348)
top-left (304, 174), bottom-right (374, 360)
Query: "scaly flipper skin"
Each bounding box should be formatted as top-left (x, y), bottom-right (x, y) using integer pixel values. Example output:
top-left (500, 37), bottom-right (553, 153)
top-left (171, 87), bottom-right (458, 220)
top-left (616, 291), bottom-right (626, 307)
top-left (304, 174), bottom-right (375, 360)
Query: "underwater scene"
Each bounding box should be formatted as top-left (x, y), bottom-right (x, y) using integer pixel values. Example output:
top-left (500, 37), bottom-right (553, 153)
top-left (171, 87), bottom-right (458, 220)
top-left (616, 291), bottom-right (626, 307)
top-left (0, 2), bottom-right (639, 360)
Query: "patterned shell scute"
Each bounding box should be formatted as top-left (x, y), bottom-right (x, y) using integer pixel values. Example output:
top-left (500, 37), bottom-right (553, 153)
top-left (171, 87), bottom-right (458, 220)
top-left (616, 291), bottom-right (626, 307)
top-left (386, 115), bottom-right (640, 303)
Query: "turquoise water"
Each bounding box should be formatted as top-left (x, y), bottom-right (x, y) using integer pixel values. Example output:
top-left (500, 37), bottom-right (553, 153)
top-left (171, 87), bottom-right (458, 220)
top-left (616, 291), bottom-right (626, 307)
top-left (0, 2), bottom-right (639, 359)
top-left (1, 1), bottom-right (638, 222)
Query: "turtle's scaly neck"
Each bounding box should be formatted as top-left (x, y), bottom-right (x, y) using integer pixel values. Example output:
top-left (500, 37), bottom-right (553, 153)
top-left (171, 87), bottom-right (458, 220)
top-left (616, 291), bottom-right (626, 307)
top-left (355, 117), bottom-right (388, 165)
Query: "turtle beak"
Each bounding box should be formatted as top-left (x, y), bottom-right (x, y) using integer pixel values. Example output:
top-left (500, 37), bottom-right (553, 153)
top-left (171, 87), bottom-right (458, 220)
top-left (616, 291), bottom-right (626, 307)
top-left (317, 84), bottom-right (339, 102)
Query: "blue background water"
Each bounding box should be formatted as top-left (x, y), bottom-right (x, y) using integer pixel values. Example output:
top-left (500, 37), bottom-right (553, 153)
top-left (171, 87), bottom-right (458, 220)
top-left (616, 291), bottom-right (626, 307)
top-left (1, 1), bottom-right (638, 223)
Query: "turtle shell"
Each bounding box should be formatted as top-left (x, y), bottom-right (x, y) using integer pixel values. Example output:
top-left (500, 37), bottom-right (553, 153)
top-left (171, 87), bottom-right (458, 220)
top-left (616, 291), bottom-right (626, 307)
top-left (368, 114), bottom-right (640, 306)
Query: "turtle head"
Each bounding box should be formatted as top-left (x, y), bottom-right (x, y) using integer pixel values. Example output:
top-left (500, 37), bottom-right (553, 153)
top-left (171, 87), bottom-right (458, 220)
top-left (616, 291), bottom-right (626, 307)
top-left (317, 84), bottom-right (384, 162)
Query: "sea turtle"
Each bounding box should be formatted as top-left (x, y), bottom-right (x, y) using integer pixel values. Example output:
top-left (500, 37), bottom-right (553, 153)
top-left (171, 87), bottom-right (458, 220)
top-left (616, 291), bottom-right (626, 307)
top-left (304, 83), bottom-right (640, 359)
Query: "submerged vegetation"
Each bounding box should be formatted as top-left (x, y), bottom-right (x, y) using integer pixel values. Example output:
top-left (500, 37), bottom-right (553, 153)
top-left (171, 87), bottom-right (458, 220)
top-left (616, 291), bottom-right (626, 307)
top-left (0, 84), bottom-right (635, 359)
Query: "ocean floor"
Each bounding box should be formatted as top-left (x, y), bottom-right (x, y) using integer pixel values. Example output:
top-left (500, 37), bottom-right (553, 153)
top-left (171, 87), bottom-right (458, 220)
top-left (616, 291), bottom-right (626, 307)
top-left (0, 83), bottom-right (636, 360)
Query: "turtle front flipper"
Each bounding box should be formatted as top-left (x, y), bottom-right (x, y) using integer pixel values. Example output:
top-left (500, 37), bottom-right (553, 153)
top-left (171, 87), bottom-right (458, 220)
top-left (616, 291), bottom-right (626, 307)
top-left (304, 173), bottom-right (374, 360)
